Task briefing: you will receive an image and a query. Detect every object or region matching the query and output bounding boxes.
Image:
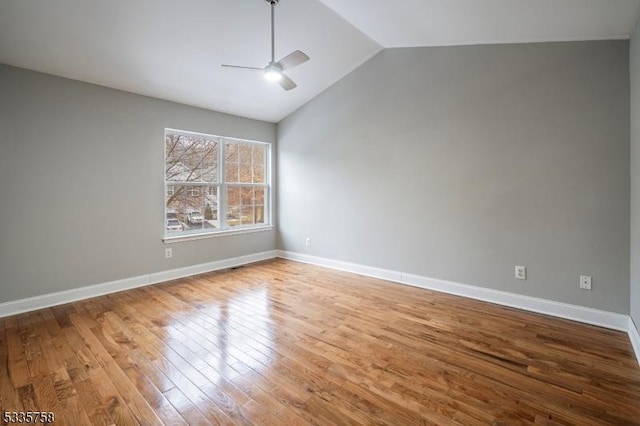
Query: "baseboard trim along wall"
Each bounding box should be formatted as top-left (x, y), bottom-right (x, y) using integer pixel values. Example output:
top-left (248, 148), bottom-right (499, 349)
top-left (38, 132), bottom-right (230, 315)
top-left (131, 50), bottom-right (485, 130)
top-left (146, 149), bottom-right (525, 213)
top-left (629, 318), bottom-right (640, 362)
top-left (1, 248), bottom-right (638, 364)
top-left (276, 250), bottom-right (640, 364)
top-left (0, 250), bottom-right (278, 319)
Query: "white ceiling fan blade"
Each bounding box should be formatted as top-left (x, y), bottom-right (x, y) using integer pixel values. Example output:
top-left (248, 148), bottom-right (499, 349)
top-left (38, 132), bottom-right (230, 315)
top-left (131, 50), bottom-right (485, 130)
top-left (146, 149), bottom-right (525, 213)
top-left (278, 74), bottom-right (297, 91)
top-left (221, 64), bottom-right (263, 71)
top-left (277, 50), bottom-right (309, 71)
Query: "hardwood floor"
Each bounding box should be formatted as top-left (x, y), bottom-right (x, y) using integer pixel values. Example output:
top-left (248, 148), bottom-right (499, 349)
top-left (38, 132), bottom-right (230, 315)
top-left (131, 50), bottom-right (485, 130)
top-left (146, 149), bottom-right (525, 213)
top-left (1, 259), bottom-right (640, 425)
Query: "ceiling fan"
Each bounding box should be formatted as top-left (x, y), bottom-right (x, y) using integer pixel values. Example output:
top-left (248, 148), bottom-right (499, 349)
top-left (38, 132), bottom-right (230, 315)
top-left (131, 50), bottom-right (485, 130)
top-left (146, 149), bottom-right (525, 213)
top-left (222, 0), bottom-right (309, 91)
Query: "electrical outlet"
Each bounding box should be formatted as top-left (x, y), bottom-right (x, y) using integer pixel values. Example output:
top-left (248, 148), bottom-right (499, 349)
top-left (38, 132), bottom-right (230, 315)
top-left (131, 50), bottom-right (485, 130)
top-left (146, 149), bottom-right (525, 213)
top-left (515, 265), bottom-right (526, 280)
top-left (305, 237), bottom-right (311, 246)
top-left (165, 248), bottom-right (172, 259)
top-left (580, 275), bottom-right (592, 290)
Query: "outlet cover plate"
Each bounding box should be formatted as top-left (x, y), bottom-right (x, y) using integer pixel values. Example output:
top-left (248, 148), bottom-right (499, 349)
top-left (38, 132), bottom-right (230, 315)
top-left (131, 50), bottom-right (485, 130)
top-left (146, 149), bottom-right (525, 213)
top-left (515, 265), bottom-right (526, 280)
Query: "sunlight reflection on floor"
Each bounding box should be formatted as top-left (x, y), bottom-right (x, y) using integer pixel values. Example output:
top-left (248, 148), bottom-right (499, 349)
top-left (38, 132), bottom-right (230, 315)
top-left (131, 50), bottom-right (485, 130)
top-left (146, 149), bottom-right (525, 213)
top-left (163, 286), bottom-right (275, 404)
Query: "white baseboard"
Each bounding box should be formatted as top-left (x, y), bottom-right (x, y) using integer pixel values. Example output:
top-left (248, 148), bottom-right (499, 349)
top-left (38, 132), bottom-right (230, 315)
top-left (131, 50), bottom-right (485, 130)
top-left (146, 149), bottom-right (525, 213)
top-left (147, 250), bottom-right (277, 284)
top-left (277, 250), bottom-right (640, 364)
top-left (400, 272), bottom-right (630, 331)
top-left (1, 248), bottom-right (638, 365)
top-left (0, 250), bottom-right (278, 319)
top-left (629, 318), bottom-right (640, 363)
top-left (276, 250), bottom-right (632, 334)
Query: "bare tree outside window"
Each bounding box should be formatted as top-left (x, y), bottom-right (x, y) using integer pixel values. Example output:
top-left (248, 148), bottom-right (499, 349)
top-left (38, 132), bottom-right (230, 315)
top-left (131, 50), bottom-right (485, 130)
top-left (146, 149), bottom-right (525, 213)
top-left (164, 129), bottom-right (270, 237)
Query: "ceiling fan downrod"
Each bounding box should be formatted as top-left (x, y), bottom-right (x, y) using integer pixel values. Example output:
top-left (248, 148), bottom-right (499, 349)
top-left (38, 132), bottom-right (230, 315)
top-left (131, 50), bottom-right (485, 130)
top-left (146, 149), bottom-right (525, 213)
top-left (267, 0), bottom-right (278, 62)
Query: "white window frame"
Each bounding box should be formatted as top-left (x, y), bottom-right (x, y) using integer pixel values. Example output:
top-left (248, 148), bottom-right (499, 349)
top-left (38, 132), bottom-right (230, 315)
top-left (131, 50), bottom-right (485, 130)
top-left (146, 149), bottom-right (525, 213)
top-left (163, 128), bottom-right (273, 243)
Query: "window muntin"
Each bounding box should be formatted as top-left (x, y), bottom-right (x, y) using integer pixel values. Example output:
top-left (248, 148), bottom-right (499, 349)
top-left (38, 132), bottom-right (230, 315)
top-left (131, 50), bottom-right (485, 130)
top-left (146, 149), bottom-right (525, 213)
top-left (164, 129), bottom-right (270, 239)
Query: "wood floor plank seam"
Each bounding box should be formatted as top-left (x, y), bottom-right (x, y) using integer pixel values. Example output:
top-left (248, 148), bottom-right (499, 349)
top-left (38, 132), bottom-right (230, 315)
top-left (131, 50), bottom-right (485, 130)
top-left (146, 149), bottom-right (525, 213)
top-left (2, 258), bottom-right (640, 425)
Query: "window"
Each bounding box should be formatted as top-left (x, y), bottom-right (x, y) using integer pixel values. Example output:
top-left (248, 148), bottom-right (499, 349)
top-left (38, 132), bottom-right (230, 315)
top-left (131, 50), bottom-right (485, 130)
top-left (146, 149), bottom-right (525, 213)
top-left (164, 129), bottom-right (271, 239)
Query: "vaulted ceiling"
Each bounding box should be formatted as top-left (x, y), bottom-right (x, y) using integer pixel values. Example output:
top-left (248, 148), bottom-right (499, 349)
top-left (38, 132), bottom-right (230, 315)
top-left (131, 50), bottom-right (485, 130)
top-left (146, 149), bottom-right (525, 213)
top-left (2, 0), bottom-right (640, 123)
top-left (318, 0), bottom-right (640, 48)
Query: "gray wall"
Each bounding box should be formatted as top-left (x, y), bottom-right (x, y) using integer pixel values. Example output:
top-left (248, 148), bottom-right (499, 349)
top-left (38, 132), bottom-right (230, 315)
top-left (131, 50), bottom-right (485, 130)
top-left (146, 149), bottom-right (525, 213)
top-left (0, 65), bottom-right (276, 303)
top-left (278, 41), bottom-right (630, 313)
top-left (632, 25), bottom-right (640, 327)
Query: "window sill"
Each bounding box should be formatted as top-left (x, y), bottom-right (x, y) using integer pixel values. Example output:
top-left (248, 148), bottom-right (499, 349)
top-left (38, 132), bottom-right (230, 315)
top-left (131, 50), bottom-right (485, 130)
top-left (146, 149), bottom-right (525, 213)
top-left (163, 225), bottom-right (274, 244)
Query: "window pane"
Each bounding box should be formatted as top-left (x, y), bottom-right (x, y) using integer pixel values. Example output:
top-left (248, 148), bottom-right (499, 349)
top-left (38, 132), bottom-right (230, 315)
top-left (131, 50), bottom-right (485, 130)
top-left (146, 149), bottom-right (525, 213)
top-left (166, 134), bottom-right (187, 181)
top-left (184, 185), bottom-right (204, 232)
top-left (203, 207), bottom-right (218, 227)
top-left (165, 134), bottom-right (200, 182)
top-left (185, 185), bottom-right (218, 231)
top-left (254, 205), bottom-right (265, 225)
top-left (254, 187), bottom-right (266, 224)
top-left (239, 144), bottom-right (252, 164)
top-left (166, 184), bottom-right (187, 233)
top-left (226, 141), bottom-right (266, 184)
top-left (201, 138), bottom-right (219, 182)
top-left (240, 206), bottom-right (255, 225)
top-left (240, 187), bottom-right (253, 205)
top-left (165, 130), bottom-right (269, 236)
top-left (226, 141), bottom-right (238, 163)
top-left (226, 185), bottom-right (265, 227)
top-left (225, 141), bottom-right (239, 183)
top-left (166, 184), bottom-right (219, 234)
top-left (239, 163), bottom-right (252, 183)
top-left (253, 144), bottom-right (265, 165)
top-left (252, 164), bottom-right (265, 184)
top-left (227, 186), bottom-right (241, 206)
top-left (227, 186), bottom-right (241, 227)
top-left (204, 186), bottom-right (219, 228)
top-left (226, 162), bottom-right (239, 183)
top-left (254, 187), bottom-right (265, 206)
top-left (166, 132), bottom-right (218, 183)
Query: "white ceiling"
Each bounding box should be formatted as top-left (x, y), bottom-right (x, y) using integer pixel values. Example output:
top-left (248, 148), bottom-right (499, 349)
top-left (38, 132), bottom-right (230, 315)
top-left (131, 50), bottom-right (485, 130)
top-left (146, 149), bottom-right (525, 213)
top-left (0, 0), bottom-right (381, 123)
top-left (317, 0), bottom-right (640, 48)
top-left (2, 1), bottom-right (640, 123)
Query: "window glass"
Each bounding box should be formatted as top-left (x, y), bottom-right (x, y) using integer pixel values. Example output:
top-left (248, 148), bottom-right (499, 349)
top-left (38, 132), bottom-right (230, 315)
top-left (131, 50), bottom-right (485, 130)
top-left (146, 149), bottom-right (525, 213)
top-left (165, 130), bottom-right (269, 238)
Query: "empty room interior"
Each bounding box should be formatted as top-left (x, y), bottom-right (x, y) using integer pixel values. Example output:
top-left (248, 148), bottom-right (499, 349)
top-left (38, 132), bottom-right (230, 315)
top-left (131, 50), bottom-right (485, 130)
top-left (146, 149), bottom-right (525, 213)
top-left (4, 0), bottom-right (640, 424)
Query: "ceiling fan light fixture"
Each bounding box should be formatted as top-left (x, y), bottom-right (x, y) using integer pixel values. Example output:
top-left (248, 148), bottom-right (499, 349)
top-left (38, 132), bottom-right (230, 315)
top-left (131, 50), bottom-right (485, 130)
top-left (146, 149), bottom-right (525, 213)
top-left (264, 62), bottom-right (283, 82)
top-left (264, 70), bottom-right (282, 82)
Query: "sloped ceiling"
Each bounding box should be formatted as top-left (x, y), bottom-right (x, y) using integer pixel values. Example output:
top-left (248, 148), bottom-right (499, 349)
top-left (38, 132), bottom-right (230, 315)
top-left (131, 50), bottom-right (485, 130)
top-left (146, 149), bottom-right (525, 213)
top-left (0, 0), bottom-right (381, 123)
top-left (317, 0), bottom-right (640, 48)
top-left (2, 0), bottom-right (640, 123)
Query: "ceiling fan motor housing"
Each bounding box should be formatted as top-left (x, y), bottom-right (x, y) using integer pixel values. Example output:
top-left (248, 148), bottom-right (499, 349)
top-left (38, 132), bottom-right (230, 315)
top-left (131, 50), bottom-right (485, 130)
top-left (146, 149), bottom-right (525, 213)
top-left (265, 0), bottom-right (279, 5)
top-left (266, 61), bottom-right (283, 72)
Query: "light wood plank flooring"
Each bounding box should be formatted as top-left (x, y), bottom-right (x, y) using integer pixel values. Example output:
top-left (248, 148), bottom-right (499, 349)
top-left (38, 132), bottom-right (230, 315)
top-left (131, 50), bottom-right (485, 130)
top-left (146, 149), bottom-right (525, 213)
top-left (1, 259), bottom-right (640, 425)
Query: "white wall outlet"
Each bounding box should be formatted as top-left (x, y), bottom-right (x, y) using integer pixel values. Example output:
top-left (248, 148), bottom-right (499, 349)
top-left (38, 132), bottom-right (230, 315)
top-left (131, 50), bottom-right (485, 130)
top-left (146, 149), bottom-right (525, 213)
top-left (305, 237), bottom-right (311, 246)
top-left (515, 265), bottom-right (526, 280)
top-left (580, 275), bottom-right (592, 290)
top-left (165, 247), bottom-right (172, 259)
